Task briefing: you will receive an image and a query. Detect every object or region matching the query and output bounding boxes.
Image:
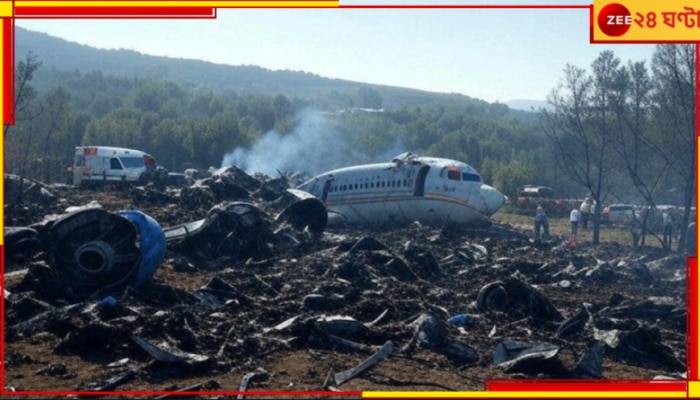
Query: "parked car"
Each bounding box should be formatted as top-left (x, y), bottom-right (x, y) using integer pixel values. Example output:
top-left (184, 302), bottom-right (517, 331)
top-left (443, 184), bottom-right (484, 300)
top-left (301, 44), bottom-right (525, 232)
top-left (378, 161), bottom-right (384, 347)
top-left (603, 204), bottom-right (637, 225)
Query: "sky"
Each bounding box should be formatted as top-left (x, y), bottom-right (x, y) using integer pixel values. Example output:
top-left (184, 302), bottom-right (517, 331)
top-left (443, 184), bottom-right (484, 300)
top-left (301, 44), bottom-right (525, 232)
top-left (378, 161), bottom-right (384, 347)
top-left (14, 0), bottom-right (656, 103)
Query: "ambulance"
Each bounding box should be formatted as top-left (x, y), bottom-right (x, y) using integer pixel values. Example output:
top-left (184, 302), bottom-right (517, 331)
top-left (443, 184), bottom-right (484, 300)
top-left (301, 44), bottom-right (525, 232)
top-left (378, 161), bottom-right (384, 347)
top-left (72, 146), bottom-right (157, 187)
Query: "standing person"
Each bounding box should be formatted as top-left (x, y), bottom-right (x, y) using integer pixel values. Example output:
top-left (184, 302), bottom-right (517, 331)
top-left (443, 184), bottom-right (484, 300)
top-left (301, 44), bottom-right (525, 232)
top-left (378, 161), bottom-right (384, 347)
top-left (570, 207), bottom-right (580, 236)
top-left (686, 222), bottom-right (696, 257)
top-left (580, 197), bottom-right (592, 229)
top-left (534, 206), bottom-right (549, 240)
top-left (662, 211), bottom-right (674, 251)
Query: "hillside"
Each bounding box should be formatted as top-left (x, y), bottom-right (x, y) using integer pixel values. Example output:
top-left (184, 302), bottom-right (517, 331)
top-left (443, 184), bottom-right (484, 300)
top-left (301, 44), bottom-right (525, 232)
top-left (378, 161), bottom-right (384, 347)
top-left (15, 26), bottom-right (522, 112)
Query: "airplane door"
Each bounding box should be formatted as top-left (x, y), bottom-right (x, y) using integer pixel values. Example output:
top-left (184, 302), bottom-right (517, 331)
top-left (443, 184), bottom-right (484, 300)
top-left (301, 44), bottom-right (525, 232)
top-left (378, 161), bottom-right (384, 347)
top-left (413, 166), bottom-right (430, 196)
top-left (321, 178), bottom-right (334, 202)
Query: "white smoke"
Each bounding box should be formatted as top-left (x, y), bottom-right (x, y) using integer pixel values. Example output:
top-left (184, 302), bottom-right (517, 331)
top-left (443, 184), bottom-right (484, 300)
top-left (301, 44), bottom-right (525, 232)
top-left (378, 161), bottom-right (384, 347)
top-left (377, 136), bottom-right (407, 162)
top-left (221, 110), bottom-right (350, 176)
top-left (221, 109), bottom-right (414, 178)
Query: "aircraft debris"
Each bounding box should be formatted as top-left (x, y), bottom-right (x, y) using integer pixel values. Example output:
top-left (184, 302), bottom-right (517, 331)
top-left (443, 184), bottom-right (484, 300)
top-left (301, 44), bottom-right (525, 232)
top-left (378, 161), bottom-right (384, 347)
top-left (492, 340), bottom-right (563, 375)
top-left (4, 174), bottom-right (57, 206)
top-left (3, 169), bottom-right (688, 392)
top-left (132, 336), bottom-right (210, 365)
top-left (476, 277), bottom-right (563, 322)
top-left (572, 341), bottom-right (605, 378)
top-left (43, 208), bottom-right (166, 294)
top-left (78, 370), bottom-right (136, 392)
top-left (237, 368), bottom-right (269, 399)
top-left (332, 340), bottom-right (394, 386)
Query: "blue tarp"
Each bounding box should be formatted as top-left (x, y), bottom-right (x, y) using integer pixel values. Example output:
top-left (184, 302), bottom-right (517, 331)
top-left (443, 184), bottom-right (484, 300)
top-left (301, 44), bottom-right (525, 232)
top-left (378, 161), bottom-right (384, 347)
top-left (118, 210), bottom-right (166, 286)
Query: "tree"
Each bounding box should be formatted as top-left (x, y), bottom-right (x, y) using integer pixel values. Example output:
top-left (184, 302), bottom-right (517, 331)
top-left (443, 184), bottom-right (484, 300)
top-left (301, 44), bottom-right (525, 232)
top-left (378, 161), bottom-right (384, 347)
top-left (607, 60), bottom-right (674, 246)
top-left (650, 44), bottom-right (696, 251)
top-left (493, 158), bottom-right (536, 198)
top-left (5, 52), bottom-right (42, 137)
top-left (39, 87), bottom-right (71, 183)
top-left (4, 52), bottom-right (43, 204)
top-left (541, 51), bottom-right (626, 244)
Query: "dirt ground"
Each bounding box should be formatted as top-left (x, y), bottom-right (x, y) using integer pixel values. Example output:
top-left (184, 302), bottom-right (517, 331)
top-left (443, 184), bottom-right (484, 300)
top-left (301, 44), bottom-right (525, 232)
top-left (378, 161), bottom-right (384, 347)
top-left (2, 181), bottom-right (689, 396)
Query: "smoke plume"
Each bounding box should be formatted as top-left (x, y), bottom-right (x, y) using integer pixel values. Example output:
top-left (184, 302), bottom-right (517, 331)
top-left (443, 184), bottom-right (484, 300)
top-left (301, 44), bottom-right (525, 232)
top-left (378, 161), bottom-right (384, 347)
top-left (221, 110), bottom-right (348, 176)
top-left (221, 109), bottom-right (407, 177)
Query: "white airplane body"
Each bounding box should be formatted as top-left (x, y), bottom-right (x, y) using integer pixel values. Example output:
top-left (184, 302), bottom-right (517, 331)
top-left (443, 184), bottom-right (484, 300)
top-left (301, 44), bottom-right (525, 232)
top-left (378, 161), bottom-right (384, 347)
top-left (296, 152), bottom-right (505, 226)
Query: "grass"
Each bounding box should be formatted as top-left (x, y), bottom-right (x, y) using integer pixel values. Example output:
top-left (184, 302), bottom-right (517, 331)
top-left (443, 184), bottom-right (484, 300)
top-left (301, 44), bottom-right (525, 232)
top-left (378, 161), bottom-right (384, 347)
top-left (492, 210), bottom-right (665, 249)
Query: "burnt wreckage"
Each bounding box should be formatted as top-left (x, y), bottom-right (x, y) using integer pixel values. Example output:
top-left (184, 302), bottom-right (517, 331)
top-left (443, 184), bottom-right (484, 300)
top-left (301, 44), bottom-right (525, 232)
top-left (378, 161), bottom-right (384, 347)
top-left (3, 166), bottom-right (689, 392)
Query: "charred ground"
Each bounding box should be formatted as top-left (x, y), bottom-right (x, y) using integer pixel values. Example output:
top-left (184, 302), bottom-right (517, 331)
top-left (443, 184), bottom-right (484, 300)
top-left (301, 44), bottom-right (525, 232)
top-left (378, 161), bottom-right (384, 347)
top-left (3, 173), bottom-right (688, 395)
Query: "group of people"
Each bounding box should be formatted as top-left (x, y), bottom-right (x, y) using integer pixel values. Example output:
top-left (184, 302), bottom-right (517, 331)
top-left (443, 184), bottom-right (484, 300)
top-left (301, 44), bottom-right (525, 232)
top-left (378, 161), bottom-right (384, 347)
top-left (531, 197), bottom-right (697, 257)
top-left (565, 196), bottom-right (592, 238)
top-left (533, 198), bottom-right (589, 241)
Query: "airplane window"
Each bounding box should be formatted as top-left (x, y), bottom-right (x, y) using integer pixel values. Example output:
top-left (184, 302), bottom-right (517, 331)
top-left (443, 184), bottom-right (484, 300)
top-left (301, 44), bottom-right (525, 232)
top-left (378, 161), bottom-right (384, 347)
top-left (371, 183), bottom-right (375, 188)
top-left (381, 181), bottom-right (385, 188)
top-left (462, 172), bottom-right (481, 182)
top-left (354, 184), bottom-right (358, 190)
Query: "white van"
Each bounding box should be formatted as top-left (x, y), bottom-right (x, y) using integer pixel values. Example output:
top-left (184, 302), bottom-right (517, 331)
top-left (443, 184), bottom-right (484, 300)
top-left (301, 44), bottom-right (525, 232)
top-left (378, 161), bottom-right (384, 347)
top-left (73, 146), bottom-right (157, 186)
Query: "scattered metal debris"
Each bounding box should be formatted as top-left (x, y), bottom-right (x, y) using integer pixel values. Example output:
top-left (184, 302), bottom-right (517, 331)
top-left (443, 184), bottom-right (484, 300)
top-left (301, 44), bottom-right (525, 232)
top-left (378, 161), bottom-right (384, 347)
top-left (131, 336), bottom-right (210, 365)
top-left (332, 340), bottom-right (394, 386)
top-left (237, 368), bottom-right (269, 399)
top-left (3, 170), bottom-right (688, 392)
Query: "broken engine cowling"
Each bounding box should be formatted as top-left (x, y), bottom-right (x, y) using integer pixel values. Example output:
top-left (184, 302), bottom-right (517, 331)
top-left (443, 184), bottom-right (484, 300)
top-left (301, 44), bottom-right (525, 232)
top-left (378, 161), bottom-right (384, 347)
top-left (275, 189), bottom-right (327, 234)
top-left (46, 208), bottom-right (166, 293)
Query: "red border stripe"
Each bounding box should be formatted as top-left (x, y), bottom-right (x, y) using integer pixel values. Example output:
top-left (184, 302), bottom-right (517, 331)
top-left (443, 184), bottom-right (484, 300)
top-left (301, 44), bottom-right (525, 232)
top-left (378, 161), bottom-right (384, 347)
top-left (3, 18), bottom-right (13, 125)
top-left (15, 6), bottom-right (216, 17)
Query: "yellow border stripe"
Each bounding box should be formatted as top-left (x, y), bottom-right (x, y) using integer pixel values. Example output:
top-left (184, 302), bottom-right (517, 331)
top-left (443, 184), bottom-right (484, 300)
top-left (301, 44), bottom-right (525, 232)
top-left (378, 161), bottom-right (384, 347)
top-left (0, 2), bottom-right (11, 17)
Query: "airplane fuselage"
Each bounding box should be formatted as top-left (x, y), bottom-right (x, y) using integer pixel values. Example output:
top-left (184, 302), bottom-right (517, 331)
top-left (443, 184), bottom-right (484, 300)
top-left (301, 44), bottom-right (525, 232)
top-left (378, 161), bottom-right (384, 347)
top-left (296, 153), bottom-right (505, 226)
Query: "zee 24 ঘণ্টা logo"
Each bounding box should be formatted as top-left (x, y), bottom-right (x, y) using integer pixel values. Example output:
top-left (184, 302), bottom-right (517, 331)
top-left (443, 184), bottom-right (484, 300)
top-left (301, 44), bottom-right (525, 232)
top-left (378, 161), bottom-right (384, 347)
top-left (597, 1), bottom-right (700, 40)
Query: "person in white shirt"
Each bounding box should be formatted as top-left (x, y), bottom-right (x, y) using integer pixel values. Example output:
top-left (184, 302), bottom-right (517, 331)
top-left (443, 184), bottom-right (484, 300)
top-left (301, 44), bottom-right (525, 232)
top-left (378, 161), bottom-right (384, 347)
top-left (580, 197), bottom-right (592, 229)
top-left (662, 212), bottom-right (674, 251)
top-left (570, 208), bottom-right (580, 236)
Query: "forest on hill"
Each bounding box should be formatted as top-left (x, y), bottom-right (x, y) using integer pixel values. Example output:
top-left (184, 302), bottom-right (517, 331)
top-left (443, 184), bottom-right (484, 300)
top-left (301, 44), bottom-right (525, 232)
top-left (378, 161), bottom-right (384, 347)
top-left (5, 28), bottom-right (696, 237)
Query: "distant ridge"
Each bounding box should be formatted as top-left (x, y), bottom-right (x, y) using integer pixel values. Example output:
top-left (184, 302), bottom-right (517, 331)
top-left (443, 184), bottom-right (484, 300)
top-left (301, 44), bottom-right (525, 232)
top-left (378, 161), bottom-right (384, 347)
top-left (14, 26), bottom-right (536, 114)
top-left (505, 99), bottom-right (551, 112)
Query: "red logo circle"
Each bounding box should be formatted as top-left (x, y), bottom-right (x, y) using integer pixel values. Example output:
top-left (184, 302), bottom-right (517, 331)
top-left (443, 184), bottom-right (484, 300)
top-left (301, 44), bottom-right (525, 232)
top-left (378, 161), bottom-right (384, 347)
top-left (597, 3), bottom-right (632, 37)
